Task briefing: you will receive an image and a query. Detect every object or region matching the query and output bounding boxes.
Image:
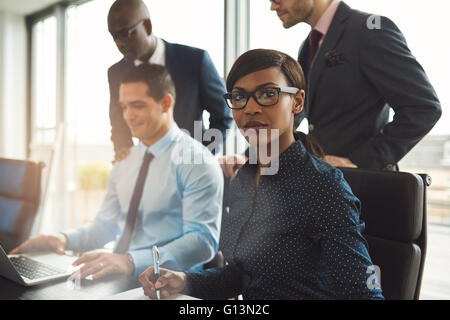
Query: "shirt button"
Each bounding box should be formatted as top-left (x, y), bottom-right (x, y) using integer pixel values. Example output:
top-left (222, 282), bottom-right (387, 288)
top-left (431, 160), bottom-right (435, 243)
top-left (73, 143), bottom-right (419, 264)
top-left (308, 124), bottom-right (315, 132)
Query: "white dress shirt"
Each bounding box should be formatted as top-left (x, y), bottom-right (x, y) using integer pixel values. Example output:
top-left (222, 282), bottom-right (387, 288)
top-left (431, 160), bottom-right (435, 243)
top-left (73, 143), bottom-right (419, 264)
top-left (134, 36), bottom-right (166, 66)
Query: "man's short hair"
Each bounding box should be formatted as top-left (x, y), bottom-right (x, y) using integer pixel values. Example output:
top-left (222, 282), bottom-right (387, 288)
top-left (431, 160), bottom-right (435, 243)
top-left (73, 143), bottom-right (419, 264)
top-left (121, 64), bottom-right (176, 102)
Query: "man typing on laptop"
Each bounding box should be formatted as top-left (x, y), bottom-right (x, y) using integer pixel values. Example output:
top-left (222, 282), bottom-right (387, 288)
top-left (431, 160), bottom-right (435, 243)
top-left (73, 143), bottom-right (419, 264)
top-left (10, 64), bottom-right (223, 281)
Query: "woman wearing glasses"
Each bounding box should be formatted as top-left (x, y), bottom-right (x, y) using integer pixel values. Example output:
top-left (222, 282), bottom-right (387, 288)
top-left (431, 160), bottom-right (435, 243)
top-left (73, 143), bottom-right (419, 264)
top-left (138, 49), bottom-right (384, 300)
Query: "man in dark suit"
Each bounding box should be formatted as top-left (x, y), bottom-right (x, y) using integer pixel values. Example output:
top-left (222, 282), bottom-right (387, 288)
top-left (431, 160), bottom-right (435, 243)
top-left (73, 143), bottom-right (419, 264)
top-left (108, 0), bottom-right (232, 162)
top-left (270, 0), bottom-right (441, 170)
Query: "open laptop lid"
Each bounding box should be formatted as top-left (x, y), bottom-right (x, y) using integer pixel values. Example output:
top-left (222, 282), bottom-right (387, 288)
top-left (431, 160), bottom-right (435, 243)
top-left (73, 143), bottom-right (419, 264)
top-left (0, 244), bottom-right (77, 286)
top-left (0, 244), bottom-right (27, 285)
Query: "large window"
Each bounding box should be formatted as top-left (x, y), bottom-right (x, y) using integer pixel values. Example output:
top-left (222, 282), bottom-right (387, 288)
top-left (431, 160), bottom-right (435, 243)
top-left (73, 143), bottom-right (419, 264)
top-left (64, 0), bottom-right (121, 228)
top-left (31, 16), bottom-right (57, 146)
top-left (29, 14), bottom-right (60, 233)
top-left (145, 0), bottom-right (224, 77)
top-left (145, 0), bottom-right (225, 131)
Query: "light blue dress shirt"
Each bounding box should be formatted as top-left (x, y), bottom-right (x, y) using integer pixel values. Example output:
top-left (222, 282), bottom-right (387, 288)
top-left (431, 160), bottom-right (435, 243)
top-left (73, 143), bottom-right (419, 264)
top-left (65, 123), bottom-right (223, 277)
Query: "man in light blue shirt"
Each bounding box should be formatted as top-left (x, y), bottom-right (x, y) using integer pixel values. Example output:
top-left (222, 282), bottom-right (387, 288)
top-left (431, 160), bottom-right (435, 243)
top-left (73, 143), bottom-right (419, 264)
top-left (11, 64), bottom-right (223, 279)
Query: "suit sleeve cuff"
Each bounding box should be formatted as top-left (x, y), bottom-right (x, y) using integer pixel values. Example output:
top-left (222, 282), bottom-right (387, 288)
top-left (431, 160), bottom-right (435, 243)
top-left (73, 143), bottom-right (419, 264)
top-left (348, 143), bottom-right (385, 170)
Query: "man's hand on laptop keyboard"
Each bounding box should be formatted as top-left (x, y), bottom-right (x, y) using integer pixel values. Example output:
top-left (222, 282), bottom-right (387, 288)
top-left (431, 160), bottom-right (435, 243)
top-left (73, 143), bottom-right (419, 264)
top-left (9, 234), bottom-right (67, 255)
top-left (70, 252), bottom-right (135, 280)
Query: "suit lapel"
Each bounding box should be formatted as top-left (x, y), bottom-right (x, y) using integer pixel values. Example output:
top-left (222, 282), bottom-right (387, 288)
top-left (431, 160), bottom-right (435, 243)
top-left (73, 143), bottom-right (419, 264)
top-left (298, 39), bottom-right (309, 77)
top-left (307, 2), bottom-right (351, 109)
top-left (163, 39), bottom-right (175, 76)
top-left (298, 39), bottom-right (308, 66)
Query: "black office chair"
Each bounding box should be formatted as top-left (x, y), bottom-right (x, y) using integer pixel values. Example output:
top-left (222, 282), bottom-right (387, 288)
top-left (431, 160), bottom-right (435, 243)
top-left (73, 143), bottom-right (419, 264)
top-left (0, 157), bottom-right (44, 252)
top-left (340, 168), bottom-right (430, 300)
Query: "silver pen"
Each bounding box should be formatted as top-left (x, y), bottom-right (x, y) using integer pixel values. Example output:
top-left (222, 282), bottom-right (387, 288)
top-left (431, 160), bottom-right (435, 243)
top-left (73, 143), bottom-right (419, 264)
top-left (152, 245), bottom-right (161, 300)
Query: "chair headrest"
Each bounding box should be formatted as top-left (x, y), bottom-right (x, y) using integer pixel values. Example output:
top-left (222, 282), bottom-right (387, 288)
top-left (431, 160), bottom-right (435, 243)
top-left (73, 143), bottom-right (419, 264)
top-left (340, 168), bottom-right (424, 242)
top-left (0, 158), bottom-right (42, 203)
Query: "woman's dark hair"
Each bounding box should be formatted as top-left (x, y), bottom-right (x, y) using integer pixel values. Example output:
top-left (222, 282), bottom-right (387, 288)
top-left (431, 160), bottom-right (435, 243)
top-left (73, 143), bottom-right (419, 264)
top-left (226, 49), bottom-right (324, 158)
top-left (294, 131), bottom-right (325, 159)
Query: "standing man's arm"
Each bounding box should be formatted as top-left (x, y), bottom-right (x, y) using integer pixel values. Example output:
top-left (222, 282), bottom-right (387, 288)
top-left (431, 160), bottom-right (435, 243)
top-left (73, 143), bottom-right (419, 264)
top-left (348, 16), bottom-right (441, 169)
top-left (108, 66), bottom-right (134, 161)
top-left (199, 51), bottom-right (233, 148)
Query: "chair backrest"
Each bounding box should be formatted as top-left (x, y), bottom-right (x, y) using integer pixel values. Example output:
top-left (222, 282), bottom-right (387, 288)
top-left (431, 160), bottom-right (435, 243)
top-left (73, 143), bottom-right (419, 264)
top-left (340, 168), bottom-right (429, 300)
top-left (0, 157), bottom-right (44, 251)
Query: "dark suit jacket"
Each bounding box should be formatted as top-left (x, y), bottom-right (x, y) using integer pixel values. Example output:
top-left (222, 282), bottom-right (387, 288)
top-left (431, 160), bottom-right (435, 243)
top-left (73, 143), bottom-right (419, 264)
top-left (298, 2), bottom-right (441, 170)
top-left (108, 40), bottom-right (233, 152)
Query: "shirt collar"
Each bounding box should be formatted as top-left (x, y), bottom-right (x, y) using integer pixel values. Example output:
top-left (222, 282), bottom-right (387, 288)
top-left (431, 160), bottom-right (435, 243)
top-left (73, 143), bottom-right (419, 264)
top-left (134, 36), bottom-right (166, 67)
top-left (138, 122), bottom-right (181, 157)
top-left (312, 0), bottom-right (340, 36)
top-left (238, 140), bottom-right (308, 182)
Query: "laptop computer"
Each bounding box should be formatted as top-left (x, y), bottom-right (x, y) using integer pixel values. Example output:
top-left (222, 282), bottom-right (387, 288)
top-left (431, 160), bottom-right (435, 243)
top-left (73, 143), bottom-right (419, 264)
top-left (0, 244), bottom-right (78, 286)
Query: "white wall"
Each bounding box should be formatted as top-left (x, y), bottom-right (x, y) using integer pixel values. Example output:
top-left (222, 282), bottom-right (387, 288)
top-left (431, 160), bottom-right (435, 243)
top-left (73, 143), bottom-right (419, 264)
top-left (0, 10), bottom-right (27, 159)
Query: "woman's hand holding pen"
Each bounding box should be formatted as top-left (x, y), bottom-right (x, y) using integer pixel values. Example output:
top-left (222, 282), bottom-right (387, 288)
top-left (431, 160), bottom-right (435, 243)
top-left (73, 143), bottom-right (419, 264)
top-left (139, 266), bottom-right (187, 299)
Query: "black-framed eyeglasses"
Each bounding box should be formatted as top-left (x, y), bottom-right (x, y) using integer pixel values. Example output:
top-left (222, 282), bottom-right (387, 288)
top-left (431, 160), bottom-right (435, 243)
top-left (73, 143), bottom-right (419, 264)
top-left (110, 19), bottom-right (145, 42)
top-left (224, 86), bottom-right (299, 110)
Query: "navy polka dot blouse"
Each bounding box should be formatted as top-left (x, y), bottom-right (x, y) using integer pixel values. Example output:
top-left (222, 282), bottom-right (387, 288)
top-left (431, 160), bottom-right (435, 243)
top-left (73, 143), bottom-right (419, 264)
top-left (184, 140), bottom-right (384, 300)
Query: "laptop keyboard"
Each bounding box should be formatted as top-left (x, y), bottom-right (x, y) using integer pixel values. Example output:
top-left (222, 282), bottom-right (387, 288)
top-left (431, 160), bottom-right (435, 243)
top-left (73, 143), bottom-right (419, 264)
top-left (10, 256), bottom-right (66, 280)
